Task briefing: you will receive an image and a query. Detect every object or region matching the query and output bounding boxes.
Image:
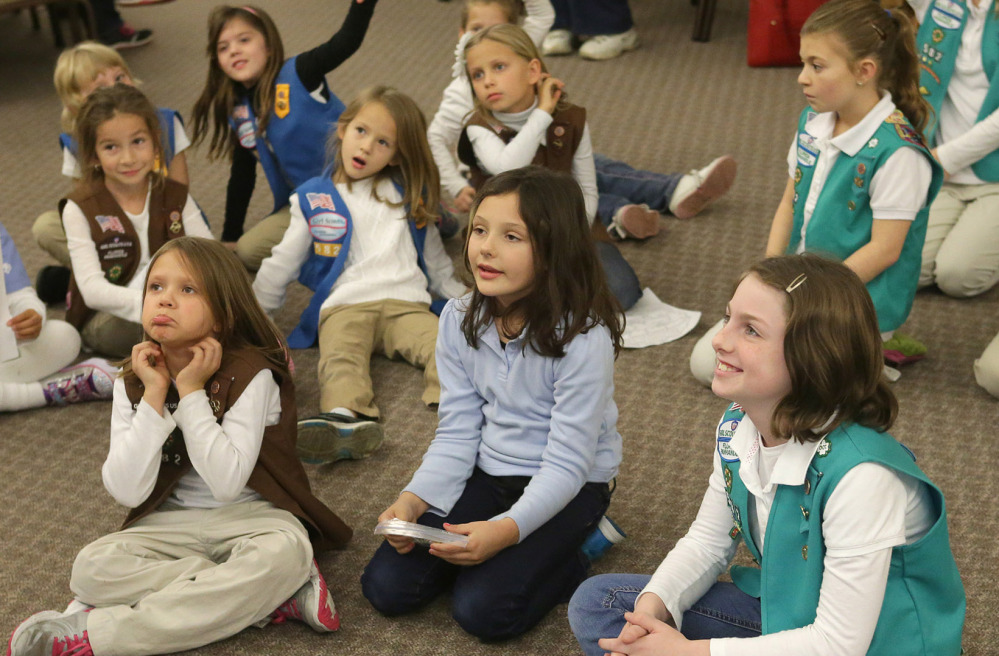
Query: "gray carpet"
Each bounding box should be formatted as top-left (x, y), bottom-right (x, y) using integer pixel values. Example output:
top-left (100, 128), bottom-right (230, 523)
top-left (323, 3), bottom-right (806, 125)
top-left (0, 0), bottom-right (995, 653)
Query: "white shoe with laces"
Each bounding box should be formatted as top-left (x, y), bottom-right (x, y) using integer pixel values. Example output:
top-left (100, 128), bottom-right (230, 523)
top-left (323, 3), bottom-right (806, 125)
top-left (579, 28), bottom-right (639, 60)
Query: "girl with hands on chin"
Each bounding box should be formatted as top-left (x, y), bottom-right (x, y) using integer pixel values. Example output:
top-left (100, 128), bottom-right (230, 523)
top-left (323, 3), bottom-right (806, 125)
top-left (361, 167), bottom-right (624, 642)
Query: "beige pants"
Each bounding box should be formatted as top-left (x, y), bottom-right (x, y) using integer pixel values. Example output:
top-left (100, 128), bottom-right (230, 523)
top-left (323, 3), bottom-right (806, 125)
top-left (975, 331), bottom-right (999, 399)
top-left (317, 299), bottom-right (440, 418)
top-left (71, 500), bottom-right (312, 656)
top-left (33, 210), bottom-right (71, 268)
top-left (81, 312), bottom-right (144, 359)
top-left (920, 181), bottom-right (999, 298)
top-left (235, 206), bottom-right (292, 272)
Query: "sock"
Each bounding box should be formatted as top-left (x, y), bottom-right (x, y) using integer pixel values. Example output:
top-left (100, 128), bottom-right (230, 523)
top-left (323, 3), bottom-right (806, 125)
top-left (331, 407), bottom-right (357, 418)
top-left (0, 381), bottom-right (47, 412)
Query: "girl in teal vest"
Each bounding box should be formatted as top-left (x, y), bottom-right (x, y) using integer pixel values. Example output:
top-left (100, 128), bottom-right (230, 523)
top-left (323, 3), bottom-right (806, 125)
top-left (896, 0), bottom-right (999, 298)
top-left (569, 254), bottom-right (965, 656)
top-left (690, 0), bottom-right (942, 386)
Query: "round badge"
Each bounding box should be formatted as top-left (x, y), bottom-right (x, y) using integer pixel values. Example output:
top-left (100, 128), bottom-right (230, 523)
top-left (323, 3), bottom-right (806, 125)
top-left (211, 381), bottom-right (220, 394)
top-left (553, 126), bottom-right (565, 137)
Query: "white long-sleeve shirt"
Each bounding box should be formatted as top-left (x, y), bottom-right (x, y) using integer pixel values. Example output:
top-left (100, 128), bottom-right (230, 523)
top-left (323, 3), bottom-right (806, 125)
top-left (253, 177), bottom-right (465, 313)
top-left (465, 101), bottom-right (599, 222)
top-left (427, 0), bottom-right (555, 197)
top-left (102, 369), bottom-right (281, 510)
top-left (640, 414), bottom-right (934, 656)
top-left (63, 183), bottom-right (211, 323)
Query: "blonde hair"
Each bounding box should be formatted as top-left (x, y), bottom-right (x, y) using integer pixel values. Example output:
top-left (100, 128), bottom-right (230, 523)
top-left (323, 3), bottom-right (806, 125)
top-left (53, 41), bottom-right (138, 133)
top-left (190, 5), bottom-right (284, 161)
top-left (463, 23), bottom-right (569, 125)
top-left (75, 84), bottom-right (165, 190)
top-left (327, 86), bottom-right (440, 227)
top-left (460, 0), bottom-right (525, 29)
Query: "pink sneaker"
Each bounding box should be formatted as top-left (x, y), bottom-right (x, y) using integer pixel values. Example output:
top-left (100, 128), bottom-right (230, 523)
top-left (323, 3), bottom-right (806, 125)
top-left (41, 358), bottom-right (116, 406)
top-left (7, 609), bottom-right (92, 656)
top-left (270, 560), bottom-right (340, 632)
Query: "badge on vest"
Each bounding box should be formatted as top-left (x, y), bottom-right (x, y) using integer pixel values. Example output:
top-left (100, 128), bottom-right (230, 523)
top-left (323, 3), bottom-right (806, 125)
top-left (108, 264), bottom-right (123, 282)
top-left (930, 0), bottom-right (963, 30)
top-left (275, 83), bottom-right (290, 119)
top-left (309, 211), bottom-right (348, 244)
top-left (306, 193), bottom-right (337, 211)
top-left (169, 210), bottom-right (182, 234)
top-left (237, 120), bottom-right (257, 149)
top-left (796, 133), bottom-right (818, 167)
top-left (95, 214), bottom-right (126, 233)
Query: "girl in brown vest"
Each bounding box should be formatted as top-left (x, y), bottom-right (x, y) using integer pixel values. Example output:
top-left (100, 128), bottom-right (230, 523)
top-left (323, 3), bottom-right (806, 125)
top-left (6, 237), bottom-right (351, 656)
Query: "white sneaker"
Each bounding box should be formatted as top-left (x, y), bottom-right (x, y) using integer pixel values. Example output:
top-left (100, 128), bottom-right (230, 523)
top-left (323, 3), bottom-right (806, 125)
top-left (668, 155), bottom-right (737, 219)
top-left (579, 28), bottom-right (639, 60)
top-left (608, 204), bottom-right (660, 240)
top-left (542, 29), bottom-right (574, 56)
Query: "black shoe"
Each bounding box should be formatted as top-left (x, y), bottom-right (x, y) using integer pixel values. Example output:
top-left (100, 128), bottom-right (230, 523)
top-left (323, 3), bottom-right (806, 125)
top-left (101, 24), bottom-right (154, 50)
top-left (36, 266), bottom-right (70, 305)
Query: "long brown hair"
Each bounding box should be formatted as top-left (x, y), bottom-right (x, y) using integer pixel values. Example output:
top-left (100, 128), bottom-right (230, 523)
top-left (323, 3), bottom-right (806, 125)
top-left (190, 5), bottom-right (284, 161)
top-left (120, 237), bottom-right (289, 382)
top-left (803, 0), bottom-right (930, 134)
top-left (327, 86), bottom-right (440, 227)
top-left (463, 23), bottom-right (570, 127)
top-left (461, 166), bottom-right (623, 357)
top-left (744, 254), bottom-right (897, 443)
top-left (75, 84), bottom-right (164, 190)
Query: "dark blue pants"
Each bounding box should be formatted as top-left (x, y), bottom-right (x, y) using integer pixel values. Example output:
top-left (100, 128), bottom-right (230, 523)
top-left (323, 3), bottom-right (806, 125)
top-left (362, 468), bottom-right (611, 641)
top-left (597, 240), bottom-right (642, 310)
top-left (552, 0), bottom-right (634, 36)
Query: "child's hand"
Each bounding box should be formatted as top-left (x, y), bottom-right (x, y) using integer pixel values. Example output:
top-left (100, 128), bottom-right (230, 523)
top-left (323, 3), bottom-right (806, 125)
top-left (7, 309), bottom-right (42, 341)
top-left (428, 518), bottom-right (519, 566)
top-left (599, 611), bottom-right (704, 656)
top-left (133, 341), bottom-right (170, 412)
top-left (378, 492), bottom-right (430, 554)
top-left (537, 75), bottom-right (564, 115)
top-left (454, 186), bottom-right (477, 213)
top-left (176, 337), bottom-right (222, 399)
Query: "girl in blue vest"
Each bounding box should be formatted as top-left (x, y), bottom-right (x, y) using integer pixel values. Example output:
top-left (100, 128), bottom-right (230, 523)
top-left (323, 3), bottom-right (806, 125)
top-left (569, 253), bottom-right (965, 656)
top-left (190, 1), bottom-right (378, 271)
top-left (6, 237), bottom-right (351, 656)
top-left (253, 86), bottom-right (465, 464)
top-left (894, 0), bottom-right (999, 298)
top-left (362, 166), bottom-right (623, 641)
top-left (691, 0), bottom-right (942, 386)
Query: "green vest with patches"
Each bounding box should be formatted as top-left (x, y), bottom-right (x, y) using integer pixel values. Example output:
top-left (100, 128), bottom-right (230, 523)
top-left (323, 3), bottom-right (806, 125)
top-left (789, 108), bottom-right (942, 332)
top-left (716, 405), bottom-right (965, 655)
top-left (917, 0), bottom-right (999, 180)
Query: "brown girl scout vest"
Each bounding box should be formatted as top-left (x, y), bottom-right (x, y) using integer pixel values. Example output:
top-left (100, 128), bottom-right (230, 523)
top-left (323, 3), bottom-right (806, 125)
top-left (122, 348), bottom-right (353, 551)
top-left (61, 179), bottom-right (189, 329)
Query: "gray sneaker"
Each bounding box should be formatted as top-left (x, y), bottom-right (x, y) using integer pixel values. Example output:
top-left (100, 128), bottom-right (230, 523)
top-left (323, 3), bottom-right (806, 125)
top-left (296, 412), bottom-right (384, 465)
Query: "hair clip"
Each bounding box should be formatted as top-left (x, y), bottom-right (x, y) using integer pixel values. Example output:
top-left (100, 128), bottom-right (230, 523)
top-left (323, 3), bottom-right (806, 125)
top-left (785, 273), bottom-right (807, 293)
top-left (872, 22), bottom-right (887, 40)
top-left (241, 6), bottom-right (257, 15)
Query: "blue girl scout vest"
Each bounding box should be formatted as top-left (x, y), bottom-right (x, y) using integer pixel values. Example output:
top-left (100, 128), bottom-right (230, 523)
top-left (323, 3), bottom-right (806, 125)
top-left (60, 107), bottom-right (181, 176)
top-left (715, 404), bottom-right (965, 654)
top-left (0, 223), bottom-right (32, 296)
top-left (286, 175), bottom-right (445, 349)
top-left (228, 56), bottom-right (346, 214)
top-left (917, 0), bottom-right (999, 180)
top-left (790, 108), bottom-right (943, 332)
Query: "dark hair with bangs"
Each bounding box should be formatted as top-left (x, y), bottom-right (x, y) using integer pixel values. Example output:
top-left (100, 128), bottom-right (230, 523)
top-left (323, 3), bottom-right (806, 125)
top-left (120, 237), bottom-right (289, 382)
top-left (460, 166), bottom-right (623, 357)
top-left (743, 254), bottom-right (896, 443)
top-left (190, 5), bottom-right (284, 161)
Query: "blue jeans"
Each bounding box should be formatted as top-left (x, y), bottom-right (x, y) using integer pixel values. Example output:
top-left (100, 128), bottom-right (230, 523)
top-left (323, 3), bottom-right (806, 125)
top-left (596, 241), bottom-right (642, 310)
top-left (568, 574), bottom-right (762, 656)
top-left (552, 0), bottom-right (634, 36)
top-left (596, 154), bottom-right (683, 225)
top-left (361, 468), bottom-right (611, 641)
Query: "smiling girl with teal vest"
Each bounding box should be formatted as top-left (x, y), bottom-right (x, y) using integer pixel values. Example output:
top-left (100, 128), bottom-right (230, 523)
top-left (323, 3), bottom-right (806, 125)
top-left (897, 0), bottom-right (999, 298)
top-left (569, 254), bottom-right (965, 656)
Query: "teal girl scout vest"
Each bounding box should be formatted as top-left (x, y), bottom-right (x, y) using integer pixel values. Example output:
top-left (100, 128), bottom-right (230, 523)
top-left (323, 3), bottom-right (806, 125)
top-left (790, 108), bottom-right (943, 332)
top-left (917, 0), bottom-right (999, 180)
top-left (715, 404), bottom-right (965, 654)
top-left (285, 174), bottom-right (444, 349)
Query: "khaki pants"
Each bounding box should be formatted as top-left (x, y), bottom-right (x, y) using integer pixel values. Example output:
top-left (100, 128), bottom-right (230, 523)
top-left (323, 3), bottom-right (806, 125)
top-left (975, 331), bottom-right (999, 399)
top-left (33, 210), bottom-right (71, 268)
top-left (317, 299), bottom-right (440, 418)
top-left (920, 181), bottom-right (999, 298)
top-left (235, 206), bottom-right (292, 272)
top-left (81, 311), bottom-right (144, 359)
top-left (71, 501), bottom-right (312, 656)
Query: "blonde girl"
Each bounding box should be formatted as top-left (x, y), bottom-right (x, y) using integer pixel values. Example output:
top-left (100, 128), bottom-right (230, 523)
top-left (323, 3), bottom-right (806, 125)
top-left (62, 84), bottom-right (212, 358)
top-left (253, 86), bottom-right (465, 463)
top-left (190, 1), bottom-right (377, 268)
top-left (690, 0), bottom-right (942, 385)
top-left (6, 237), bottom-right (351, 656)
top-left (571, 254), bottom-right (965, 656)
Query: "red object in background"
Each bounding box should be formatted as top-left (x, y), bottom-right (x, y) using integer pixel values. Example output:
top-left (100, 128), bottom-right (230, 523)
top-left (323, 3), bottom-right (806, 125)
top-left (747, 0), bottom-right (825, 67)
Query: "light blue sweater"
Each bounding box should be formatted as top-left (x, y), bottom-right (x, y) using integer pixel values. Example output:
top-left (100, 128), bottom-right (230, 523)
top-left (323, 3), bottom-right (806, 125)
top-left (405, 297), bottom-right (621, 541)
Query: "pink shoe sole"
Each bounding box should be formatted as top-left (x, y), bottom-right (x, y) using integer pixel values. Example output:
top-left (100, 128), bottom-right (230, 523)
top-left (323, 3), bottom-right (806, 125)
top-left (673, 156), bottom-right (737, 220)
top-left (618, 205), bottom-right (661, 240)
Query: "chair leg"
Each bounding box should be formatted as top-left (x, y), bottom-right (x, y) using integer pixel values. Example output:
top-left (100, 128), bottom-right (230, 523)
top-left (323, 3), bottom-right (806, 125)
top-left (47, 3), bottom-right (67, 48)
top-left (692, 0), bottom-right (718, 42)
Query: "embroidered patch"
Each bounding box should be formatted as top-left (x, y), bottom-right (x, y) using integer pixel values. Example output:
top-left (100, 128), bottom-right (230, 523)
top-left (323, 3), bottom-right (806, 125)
top-left (894, 122), bottom-right (925, 147)
top-left (306, 192), bottom-right (336, 211)
top-left (237, 121), bottom-right (256, 149)
top-left (794, 167), bottom-right (802, 185)
top-left (108, 264), bottom-right (123, 282)
top-left (233, 105), bottom-right (250, 120)
top-left (723, 466), bottom-right (733, 492)
top-left (816, 438), bottom-right (831, 457)
top-left (847, 200), bottom-right (856, 211)
top-left (718, 436), bottom-right (739, 463)
top-left (885, 109), bottom-right (907, 124)
top-left (796, 132), bottom-right (818, 167)
top-left (275, 83), bottom-right (290, 119)
top-left (932, 28), bottom-right (944, 43)
top-left (930, 0), bottom-right (963, 30)
top-left (308, 211), bottom-right (348, 242)
top-left (867, 137), bottom-right (879, 149)
top-left (95, 214), bottom-right (125, 233)
top-left (313, 242), bottom-right (342, 258)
